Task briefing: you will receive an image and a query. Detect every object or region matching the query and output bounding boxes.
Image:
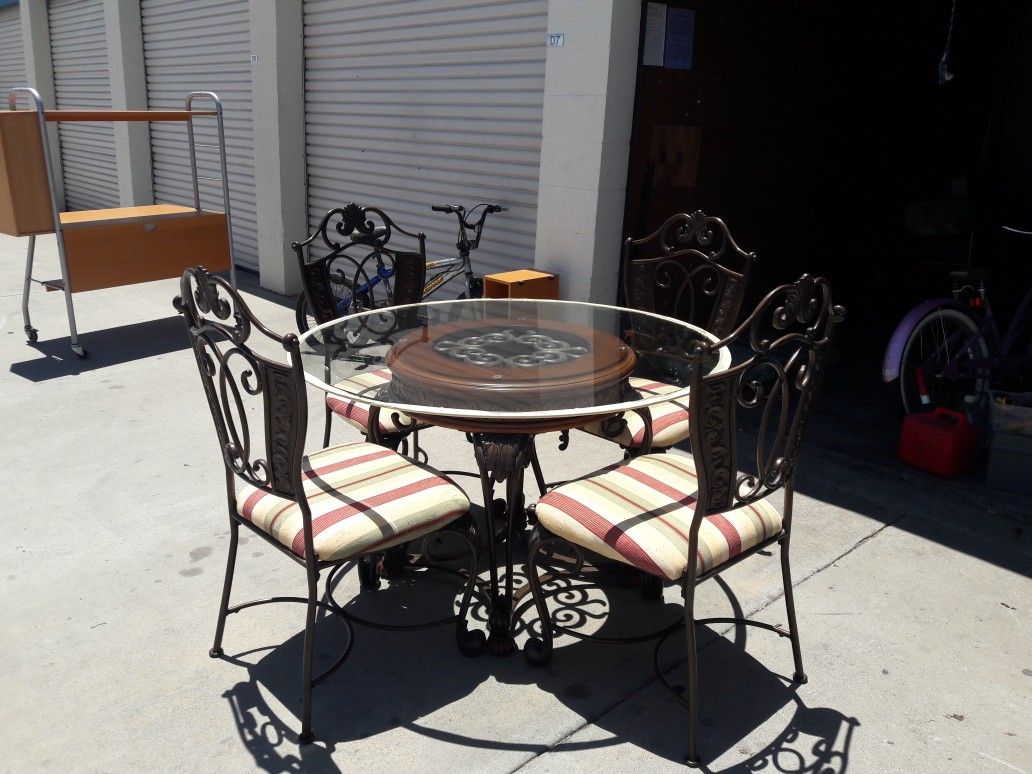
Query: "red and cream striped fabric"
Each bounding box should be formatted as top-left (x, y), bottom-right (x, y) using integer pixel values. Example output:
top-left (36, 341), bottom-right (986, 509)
top-left (535, 453), bottom-right (783, 581)
top-left (578, 377), bottom-right (691, 449)
top-left (236, 441), bottom-right (469, 562)
top-left (325, 367), bottom-right (427, 436)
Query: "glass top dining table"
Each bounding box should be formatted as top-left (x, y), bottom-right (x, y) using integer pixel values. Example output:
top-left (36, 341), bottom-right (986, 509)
top-left (297, 298), bottom-right (729, 433)
top-left (298, 297), bottom-right (729, 655)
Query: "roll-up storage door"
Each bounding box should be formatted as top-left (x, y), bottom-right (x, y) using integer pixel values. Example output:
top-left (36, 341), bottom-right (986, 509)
top-left (141, 0), bottom-right (257, 271)
top-left (0, 4), bottom-right (25, 94)
top-left (48, 0), bottom-right (119, 211)
top-left (303, 0), bottom-right (548, 284)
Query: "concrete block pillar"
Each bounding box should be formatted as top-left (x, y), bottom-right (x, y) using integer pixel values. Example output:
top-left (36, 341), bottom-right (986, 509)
top-left (104, 0), bottom-right (153, 206)
top-left (249, 0), bottom-right (306, 296)
top-left (534, 0), bottom-right (641, 303)
top-left (19, 0), bottom-right (64, 209)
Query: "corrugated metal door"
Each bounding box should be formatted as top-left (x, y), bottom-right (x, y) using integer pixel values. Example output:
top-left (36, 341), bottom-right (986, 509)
top-left (303, 0), bottom-right (548, 284)
top-left (0, 4), bottom-right (25, 94)
top-left (48, 0), bottom-right (119, 211)
top-left (141, 0), bottom-right (257, 271)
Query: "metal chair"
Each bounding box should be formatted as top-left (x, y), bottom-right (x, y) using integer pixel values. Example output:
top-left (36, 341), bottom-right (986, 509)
top-left (523, 274), bottom-right (845, 766)
top-left (292, 203), bottom-right (429, 451)
top-left (579, 210), bottom-right (757, 455)
top-left (174, 267), bottom-right (481, 744)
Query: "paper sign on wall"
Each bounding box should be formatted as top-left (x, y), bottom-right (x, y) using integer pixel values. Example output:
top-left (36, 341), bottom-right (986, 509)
top-left (643, 3), bottom-right (666, 67)
top-left (664, 8), bottom-right (695, 70)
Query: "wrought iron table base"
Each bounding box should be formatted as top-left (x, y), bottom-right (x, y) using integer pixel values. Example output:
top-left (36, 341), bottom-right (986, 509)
top-left (470, 432), bottom-right (533, 656)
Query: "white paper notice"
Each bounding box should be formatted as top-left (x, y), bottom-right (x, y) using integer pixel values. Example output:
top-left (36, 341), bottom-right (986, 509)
top-left (643, 2), bottom-right (667, 67)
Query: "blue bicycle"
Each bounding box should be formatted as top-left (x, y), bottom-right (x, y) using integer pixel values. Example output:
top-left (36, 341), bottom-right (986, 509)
top-left (295, 203), bottom-right (503, 333)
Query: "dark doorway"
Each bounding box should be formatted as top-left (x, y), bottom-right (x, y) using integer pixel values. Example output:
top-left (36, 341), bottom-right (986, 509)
top-left (623, 0), bottom-right (1032, 364)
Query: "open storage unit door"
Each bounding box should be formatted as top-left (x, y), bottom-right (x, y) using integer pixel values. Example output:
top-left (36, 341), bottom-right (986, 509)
top-left (48, 0), bottom-right (119, 211)
top-left (303, 0), bottom-right (548, 286)
top-left (625, 2), bottom-right (810, 239)
top-left (0, 3), bottom-right (24, 94)
top-left (141, 0), bottom-right (258, 272)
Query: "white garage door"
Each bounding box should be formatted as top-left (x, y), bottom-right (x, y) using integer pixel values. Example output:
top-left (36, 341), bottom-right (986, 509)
top-left (141, 0), bottom-right (257, 271)
top-left (303, 0), bottom-right (548, 286)
top-left (48, 0), bottom-right (119, 211)
top-left (0, 4), bottom-right (25, 95)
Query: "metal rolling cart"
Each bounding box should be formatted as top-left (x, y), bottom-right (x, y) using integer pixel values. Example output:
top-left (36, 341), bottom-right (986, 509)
top-left (1, 87), bottom-right (236, 359)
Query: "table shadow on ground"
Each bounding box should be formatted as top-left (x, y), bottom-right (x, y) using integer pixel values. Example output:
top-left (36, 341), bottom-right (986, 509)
top-left (216, 552), bottom-right (857, 773)
top-left (8, 315), bottom-right (187, 381)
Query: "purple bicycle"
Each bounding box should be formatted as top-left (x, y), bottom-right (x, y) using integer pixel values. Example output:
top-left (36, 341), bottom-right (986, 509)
top-left (882, 226), bottom-right (1032, 414)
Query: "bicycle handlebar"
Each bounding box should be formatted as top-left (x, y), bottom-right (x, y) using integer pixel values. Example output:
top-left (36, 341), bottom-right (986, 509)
top-left (430, 202), bottom-right (505, 252)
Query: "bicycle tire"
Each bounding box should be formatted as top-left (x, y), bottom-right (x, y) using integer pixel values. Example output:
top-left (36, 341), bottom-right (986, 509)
top-left (899, 307), bottom-right (989, 414)
top-left (295, 276), bottom-right (362, 334)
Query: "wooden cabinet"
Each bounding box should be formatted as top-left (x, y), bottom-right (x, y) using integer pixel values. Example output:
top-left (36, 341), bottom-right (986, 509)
top-left (60, 205), bottom-right (230, 292)
top-left (0, 111), bottom-right (55, 236)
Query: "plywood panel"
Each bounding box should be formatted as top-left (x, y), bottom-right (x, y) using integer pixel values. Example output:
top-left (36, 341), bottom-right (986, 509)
top-left (0, 111), bottom-right (56, 236)
top-left (62, 210), bottom-right (229, 292)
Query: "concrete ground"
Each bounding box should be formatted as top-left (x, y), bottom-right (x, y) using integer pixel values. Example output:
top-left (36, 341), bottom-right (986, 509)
top-left (1, 233), bottom-right (1030, 773)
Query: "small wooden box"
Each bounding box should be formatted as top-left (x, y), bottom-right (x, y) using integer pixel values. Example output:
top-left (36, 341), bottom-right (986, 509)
top-left (483, 269), bottom-right (559, 300)
top-left (0, 111), bottom-right (56, 236)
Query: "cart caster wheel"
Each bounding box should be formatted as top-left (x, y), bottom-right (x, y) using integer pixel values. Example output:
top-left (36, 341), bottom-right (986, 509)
top-left (208, 647), bottom-right (223, 658)
top-left (25, 327), bottom-right (38, 343)
top-left (299, 730), bottom-right (315, 745)
top-left (456, 624), bottom-right (486, 657)
top-left (524, 637), bottom-right (551, 666)
top-left (71, 344), bottom-right (89, 359)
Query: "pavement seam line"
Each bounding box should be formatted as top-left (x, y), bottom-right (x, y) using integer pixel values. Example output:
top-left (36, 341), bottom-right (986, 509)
top-left (509, 512), bottom-right (906, 771)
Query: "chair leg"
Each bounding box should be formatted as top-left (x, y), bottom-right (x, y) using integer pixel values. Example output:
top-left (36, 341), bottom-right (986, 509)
top-left (781, 484), bottom-right (807, 684)
top-left (454, 518), bottom-right (487, 657)
top-left (322, 403), bottom-right (333, 449)
top-left (299, 569), bottom-right (319, 745)
top-left (523, 530), bottom-right (554, 666)
top-left (210, 519), bottom-right (239, 657)
top-left (683, 581), bottom-right (701, 767)
top-left (780, 536), bottom-right (807, 683)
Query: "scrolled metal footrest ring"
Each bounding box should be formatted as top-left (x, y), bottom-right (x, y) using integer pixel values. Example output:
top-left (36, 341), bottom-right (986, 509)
top-left (218, 595), bottom-right (355, 687)
top-left (322, 527), bottom-right (484, 634)
top-left (653, 616), bottom-right (797, 708)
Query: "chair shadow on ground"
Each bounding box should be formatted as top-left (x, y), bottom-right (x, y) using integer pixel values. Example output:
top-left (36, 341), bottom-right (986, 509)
top-left (8, 315), bottom-right (187, 381)
top-left (217, 529), bottom-right (858, 774)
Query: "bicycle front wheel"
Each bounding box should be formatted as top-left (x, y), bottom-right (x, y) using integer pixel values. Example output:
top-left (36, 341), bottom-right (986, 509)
top-left (295, 275), bottom-right (361, 334)
top-left (899, 308), bottom-right (989, 414)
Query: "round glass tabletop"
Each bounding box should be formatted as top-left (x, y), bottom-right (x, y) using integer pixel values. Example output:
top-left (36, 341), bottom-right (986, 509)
top-left (298, 298), bottom-right (729, 427)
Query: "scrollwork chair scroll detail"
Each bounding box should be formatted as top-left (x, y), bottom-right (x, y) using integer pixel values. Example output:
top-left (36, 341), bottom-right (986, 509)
top-left (688, 274), bottom-right (846, 515)
top-left (624, 210), bottom-right (757, 341)
top-left (292, 204), bottom-right (428, 328)
top-left (174, 266), bottom-right (308, 501)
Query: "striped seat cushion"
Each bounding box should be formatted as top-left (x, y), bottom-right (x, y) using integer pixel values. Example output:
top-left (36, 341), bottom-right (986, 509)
top-left (325, 367), bottom-right (427, 436)
top-left (578, 377), bottom-right (690, 449)
top-left (236, 441), bottom-right (469, 562)
top-left (535, 453), bottom-right (782, 581)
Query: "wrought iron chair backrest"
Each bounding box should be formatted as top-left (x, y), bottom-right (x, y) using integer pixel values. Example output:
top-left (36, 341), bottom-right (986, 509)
top-left (624, 210), bottom-right (757, 340)
top-left (292, 203), bottom-right (428, 327)
top-left (174, 267), bottom-right (308, 505)
top-left (688, 274), bottom-right (846, 516)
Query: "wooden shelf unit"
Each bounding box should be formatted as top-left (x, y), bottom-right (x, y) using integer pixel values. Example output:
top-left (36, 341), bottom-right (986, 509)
top-left (3, 88), bottom-right (235, 358)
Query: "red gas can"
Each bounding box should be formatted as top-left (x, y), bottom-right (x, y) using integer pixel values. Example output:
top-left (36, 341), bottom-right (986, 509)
top-left (897, 408), bottom-right (981, 477)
